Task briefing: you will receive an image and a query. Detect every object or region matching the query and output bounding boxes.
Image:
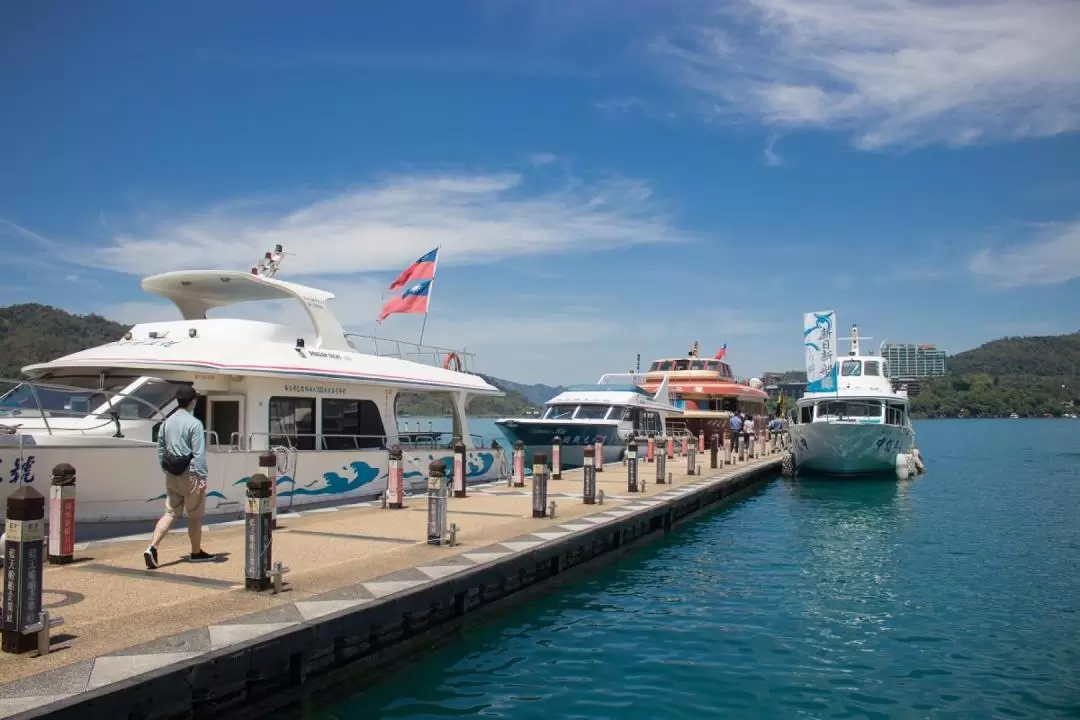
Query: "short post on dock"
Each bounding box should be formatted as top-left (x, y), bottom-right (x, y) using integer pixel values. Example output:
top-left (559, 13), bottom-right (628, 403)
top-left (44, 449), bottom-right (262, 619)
top-left (244, 473), bottom-right (274, 592)
top-left (427, 460), bottom-right (448, 545)
top-left (666, 435), bottom-right (675, 460)
top-left (551, 437), bottom-right (562, 480)
top-left (710, 434), bottom-right (719, 470)
top-left (625, 440), bottom-right (638, 493)
top-left (531, 452), bottom-right (549, 519)
top-left (595, 438), bottom-right (604, 472)
top-left (583, 446), bottom-right (598, 504)
top-left (656, 442), bottom-right (667, 484)
top-left (687, 443), bottom-right (697, 476)
top-left (258, 451), bottom-right (278, 529)
top-left (646, 436), bottom-right (655, 463)
top-left (452, 439), bottom-right (467, 499)
top-left (47, 463), bottom-right (76, 566)
top-left (387, 445), bottom-right (404, 509)
top-left (2, 486), bottom-right (50, 654)
top-left (512, 440), bottom-right (526, 488)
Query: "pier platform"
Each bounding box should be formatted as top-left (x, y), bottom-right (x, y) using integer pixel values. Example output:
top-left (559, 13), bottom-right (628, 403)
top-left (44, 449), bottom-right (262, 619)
top-left (0, 451), bottom-right (780, 719)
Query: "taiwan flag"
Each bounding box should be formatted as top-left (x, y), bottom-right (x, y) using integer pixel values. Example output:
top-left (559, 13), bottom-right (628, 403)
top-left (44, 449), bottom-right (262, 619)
top-left (388, 247), bottom-right (439, 291)
top-left (377, 279), bottom-right (431, 322)
top-left (714, 343), bottom-right (727, 360)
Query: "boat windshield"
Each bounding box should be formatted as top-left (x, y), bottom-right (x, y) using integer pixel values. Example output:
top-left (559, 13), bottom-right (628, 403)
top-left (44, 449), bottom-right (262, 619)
top-left (0, 374), bottom-right (186, 420)
top-left (575, 405), bottom-right (610, 420)
top-left (542, 404), bottom-right (576, 420)
top-left (815, 400), bottom-right (882, 419)
top-left (0, 373), bottom-right (139, 419)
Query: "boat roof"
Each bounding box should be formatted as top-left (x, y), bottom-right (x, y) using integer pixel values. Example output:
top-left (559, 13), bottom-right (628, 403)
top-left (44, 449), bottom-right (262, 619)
top-left (563, 383), bottom-right (651, 395)
top-left (142, 270), bottom-right (351, 352)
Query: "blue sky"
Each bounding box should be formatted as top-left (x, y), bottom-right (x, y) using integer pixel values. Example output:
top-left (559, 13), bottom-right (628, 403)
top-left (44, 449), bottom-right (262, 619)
top-left (2, 0), bottom-right (1078, 385)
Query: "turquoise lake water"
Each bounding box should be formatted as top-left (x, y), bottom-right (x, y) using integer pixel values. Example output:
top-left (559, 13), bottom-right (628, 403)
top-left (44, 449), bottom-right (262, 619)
top-left (293, 419), bottom-right (1080, 719)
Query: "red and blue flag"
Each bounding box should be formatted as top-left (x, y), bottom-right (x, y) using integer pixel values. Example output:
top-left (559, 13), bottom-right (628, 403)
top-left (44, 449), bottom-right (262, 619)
top-left (377, 279), bottom-right (432, 323)
top-left (388, 247), bottom-right (439, 291)
top-left (714, 343), bottom-right (727, 360)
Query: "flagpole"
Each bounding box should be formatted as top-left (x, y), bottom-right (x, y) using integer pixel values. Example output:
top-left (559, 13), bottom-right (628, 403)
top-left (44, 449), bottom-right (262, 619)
top-left (417, 245), bottom-right (441, 347)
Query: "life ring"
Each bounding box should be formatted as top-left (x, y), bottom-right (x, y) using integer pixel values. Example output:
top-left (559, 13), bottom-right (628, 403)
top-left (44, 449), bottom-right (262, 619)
top-left (443, 352), bottom-right (462, 372)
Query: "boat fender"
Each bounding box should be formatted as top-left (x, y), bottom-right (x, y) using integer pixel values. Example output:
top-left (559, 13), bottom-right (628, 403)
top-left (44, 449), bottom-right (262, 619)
top-left (443, 352), bottom-right (463, 372)
top-left (912, 447), bottom-right (925, 474)
top-left (895, 453), bottom-right (911, 480)
top-left (781, 451), bottom-right (795, 478)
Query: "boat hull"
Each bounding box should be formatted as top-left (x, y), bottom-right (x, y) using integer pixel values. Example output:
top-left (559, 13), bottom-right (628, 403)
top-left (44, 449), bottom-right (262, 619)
top-left (0, 442), bottom-right (506, 523)
top-left (788, 422), bottom-right (914, 476)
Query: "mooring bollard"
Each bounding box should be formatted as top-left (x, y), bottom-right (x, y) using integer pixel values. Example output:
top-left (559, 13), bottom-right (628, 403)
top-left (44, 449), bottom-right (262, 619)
top-left (646, 436), bottom-right (656, 463)
top-left (47, 463), bottom-right (76, 565)
top-left (698, 430), bottom-right (705, 453)
top-left (583, 445), bottom-right (597, 504)
top-left (595, 438), bottom-right (604, 472)
top-left (532, 452), bottom-right (549, 518)
top-left (687, 443), bottom-right (697, 475)
top-left (258, 452), bottom-right (278, 529)
top-left (452, 439), bottom-right (467, 499)
top-left (726, 434), bottom-right (735, 465)
top-left (387, 445), bottom-right (404, 509)
top-left (680, 435), bottom-right (688, 458)
top-left (739, 436), bottom-right (747, 462)
top-left (512, 440), bottom-right (526, 488)
top-left (427, 460), bottom-right (448, 545)
top-left (710, 434), bottom-right (719, 469)
top-left (552, 437), bottom-right (562, 480)
top-left (626, 440), bottom-right (638, 493)
top-left (2, 486), bottom-right (52, 654)
top-left (656, 443), bottom-right (667, 484)
top-left (666, 435), bottom-right (675, 460)
top-left (245, 473), bottom-right (274, 592)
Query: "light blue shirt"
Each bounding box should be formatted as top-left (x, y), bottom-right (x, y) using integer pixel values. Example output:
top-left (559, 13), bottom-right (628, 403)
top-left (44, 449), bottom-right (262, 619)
top-left (157, 408), bottom-right (208, 479)
top-left (729, 414), bottom-right (743, 432)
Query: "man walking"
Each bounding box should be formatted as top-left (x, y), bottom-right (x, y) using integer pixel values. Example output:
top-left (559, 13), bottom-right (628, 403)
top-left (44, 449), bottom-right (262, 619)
top-left (144, 385), bottom-right (216, 568)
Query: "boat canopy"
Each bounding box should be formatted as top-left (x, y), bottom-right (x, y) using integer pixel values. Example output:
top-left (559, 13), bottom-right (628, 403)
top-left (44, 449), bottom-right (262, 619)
top-left (563, 383), bottom-right (651, 395)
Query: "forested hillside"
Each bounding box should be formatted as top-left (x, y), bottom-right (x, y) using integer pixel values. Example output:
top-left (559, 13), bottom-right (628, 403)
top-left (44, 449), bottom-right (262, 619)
top-left (911, 332), bottom-right (1080, 418)
top-left (0, 303), bottom-right (540, 416)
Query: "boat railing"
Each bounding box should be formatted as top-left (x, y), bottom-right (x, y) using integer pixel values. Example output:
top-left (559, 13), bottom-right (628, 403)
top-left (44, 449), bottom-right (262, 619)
top-left (343, 333), bottom-right (478, 373)
top-left (241, 430), bottom-right (492, 453)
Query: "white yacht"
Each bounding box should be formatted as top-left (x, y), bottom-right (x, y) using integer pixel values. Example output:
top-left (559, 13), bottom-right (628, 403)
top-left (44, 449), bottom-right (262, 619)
top-left (788, 313), bottom-right (916, 478)
top-left (494, 372), bottom-right (683, 467)
top-left (0, 247), bottom-right (507, 522)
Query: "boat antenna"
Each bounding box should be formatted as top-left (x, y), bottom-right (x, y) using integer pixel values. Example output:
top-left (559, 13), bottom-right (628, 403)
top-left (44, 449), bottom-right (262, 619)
top-left (251, 244), bottom-right (293, 278)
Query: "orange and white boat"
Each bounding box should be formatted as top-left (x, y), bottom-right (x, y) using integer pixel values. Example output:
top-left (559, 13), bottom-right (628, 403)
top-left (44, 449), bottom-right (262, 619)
top-left (636, 342), bottom-right (768, 439)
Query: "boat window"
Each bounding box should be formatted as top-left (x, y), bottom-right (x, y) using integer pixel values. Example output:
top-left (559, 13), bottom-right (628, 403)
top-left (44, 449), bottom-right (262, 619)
top-left (800, 405), bottom-right (813, 423)
top-left (863, 361), bottom-right (881, 376)
top-left (98, 378), bottom-right (189, 420)
top-left (269, 396), bottom-right (316, 450)
top-left (648, 362), bottom-right (660, 372)
top-left (321, 399), bottom-right (385, 450)
top-left (608, 406), bottom-right (632, 421)
top-left (542, 404), bottom-right (576, 420)
top-left (815, 400), bottom-right (882, 419)
top-left (575, 405), bottom-right (610, 420)
top-left (882, 361), bottom-right (889, 378)
top-left (674, 359), bottom-right (690, 371)
top-left (657, 361), bottom-right (674, 371)
top-left (721, 397), bottom-right (739, 412)
top-left (639, 411), bottom-right (662, 435)
top-left (690, 360), bottom-right (705, 370)
top-left (840, 360), bottom-right (862, 377)
top-left (885, 403), bottom-right (907, 426)
top-left (721, 363), bottom-right (733, 377)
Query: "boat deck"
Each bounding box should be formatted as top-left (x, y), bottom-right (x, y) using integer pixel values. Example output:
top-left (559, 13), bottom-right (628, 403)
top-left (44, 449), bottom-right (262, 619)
top-left (0, 450), bottom-right (780, 718)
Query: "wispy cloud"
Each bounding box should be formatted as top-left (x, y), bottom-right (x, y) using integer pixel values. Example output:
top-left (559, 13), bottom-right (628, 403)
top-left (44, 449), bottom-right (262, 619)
top-left (763, 136), bottom-right (783, 167)
top-left (650, 0), bottom-right (1080, 149)
top-left (75, 170), bottom-right (693, 277)
top-left (968, 217), bottom-right (1080, 288)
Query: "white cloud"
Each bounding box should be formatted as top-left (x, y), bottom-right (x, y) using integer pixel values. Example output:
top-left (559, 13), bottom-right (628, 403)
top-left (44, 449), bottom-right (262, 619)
top-left (651, 0), bottom-right (1080, 149)
top-left (528, 152), bottom-right (559, 166)
top-left (79, 171), bottom-right (691, 277)
top-left (969, 218), bottom-right (1080, 288)
top-left (763, 136), bottom-right (783, 167)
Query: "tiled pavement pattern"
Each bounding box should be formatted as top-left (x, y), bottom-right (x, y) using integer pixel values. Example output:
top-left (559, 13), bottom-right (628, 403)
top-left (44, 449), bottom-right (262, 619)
top-left (0, 461), bottom-right (773, 718)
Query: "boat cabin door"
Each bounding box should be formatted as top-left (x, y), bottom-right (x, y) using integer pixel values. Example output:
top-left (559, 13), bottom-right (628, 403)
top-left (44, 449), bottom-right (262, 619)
top-left (207, 395), bottom-right (245, 449)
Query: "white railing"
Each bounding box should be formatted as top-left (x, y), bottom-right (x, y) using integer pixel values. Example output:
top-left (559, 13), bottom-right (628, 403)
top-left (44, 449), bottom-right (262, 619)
top-left (344, 334), bottom-right (477, 372)
top-left (0, 376), bottom-right (169, 438)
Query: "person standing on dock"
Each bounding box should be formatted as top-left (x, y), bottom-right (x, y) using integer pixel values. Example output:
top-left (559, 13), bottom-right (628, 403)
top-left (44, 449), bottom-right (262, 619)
top-left (144, 385), bottom-right (216, 569)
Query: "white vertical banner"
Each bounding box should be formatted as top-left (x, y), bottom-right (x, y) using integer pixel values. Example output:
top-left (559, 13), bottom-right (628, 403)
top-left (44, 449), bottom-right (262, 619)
top-left (803, 310), bottom-right (837, 393)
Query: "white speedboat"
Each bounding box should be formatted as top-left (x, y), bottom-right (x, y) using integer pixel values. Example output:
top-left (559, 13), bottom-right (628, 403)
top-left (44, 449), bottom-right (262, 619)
top-left (494, 372), bottom-right (683, 467)
top-left (788, 313), bottom-right (916, 478)
top-left (0, 247), bottom-right (507, 522)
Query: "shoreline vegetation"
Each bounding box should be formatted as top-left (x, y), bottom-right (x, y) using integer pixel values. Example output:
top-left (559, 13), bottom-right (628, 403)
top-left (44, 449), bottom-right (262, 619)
top-left (2, 304), bottom-right (1076, 419)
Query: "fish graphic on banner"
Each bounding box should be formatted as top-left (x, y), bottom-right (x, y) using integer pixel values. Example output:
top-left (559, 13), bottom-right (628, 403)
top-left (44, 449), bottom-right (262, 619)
top-left (803, 310), bottom-right (837, 393)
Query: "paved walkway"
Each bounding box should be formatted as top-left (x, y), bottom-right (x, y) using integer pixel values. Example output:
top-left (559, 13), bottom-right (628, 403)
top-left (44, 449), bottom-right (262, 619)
top-left (0, 452), bottom-right (777, 718)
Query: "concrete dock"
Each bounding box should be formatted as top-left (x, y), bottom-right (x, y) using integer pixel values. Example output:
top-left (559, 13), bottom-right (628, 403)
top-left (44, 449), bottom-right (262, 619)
top-left (0, 450), bottom-right (780, 719)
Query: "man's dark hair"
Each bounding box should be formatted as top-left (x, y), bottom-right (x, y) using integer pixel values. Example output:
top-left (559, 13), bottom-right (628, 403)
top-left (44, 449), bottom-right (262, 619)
top-left (175, 385), bottom-right (198, 407)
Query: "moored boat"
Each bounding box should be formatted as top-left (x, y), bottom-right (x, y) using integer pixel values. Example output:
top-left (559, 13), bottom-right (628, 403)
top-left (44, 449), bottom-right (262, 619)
top-left (0, 247), bottom-right (507, 522)
top-left (787, 311), bottom-right (916, 478)
top-left (494, 373), bottom-right (683, 468)
top-left (635, 342), bottom-right (768, 441)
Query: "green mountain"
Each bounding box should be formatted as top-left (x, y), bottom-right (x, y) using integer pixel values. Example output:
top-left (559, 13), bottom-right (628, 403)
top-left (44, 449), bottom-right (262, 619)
top-left (0, 303), bottom-right (540, 417)
top-left (911, 332), bottom-right (1080, 418)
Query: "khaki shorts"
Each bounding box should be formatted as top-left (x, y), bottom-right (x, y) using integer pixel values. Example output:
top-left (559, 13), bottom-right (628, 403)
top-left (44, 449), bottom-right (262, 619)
top-left (164, 471), bottom-right (206, 519)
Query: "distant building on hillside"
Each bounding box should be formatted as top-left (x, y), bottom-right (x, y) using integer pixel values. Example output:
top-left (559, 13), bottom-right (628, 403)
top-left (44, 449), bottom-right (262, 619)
top-left (763, 371), bottom-right (807, 404)
top-left (881, 343), bottom-right (947, 379)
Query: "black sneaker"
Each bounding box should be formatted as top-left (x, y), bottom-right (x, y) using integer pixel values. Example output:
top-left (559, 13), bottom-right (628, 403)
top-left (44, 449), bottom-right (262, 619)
top-left (143, 546), bottom-right (159, 569)
top-left (188, 550), bottom-right (216, 562)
